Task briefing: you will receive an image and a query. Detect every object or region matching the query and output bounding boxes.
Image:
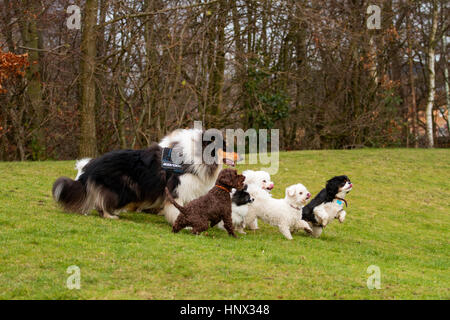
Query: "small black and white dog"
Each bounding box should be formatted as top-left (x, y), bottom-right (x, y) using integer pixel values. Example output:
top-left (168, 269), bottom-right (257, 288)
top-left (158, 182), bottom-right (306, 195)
top-left (217, 185), bottom-right (254, 234)
top-left (302, 175), bottom-right (353, 237)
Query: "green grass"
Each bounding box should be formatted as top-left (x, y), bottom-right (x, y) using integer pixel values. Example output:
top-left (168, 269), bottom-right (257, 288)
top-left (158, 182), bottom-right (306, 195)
top-left (0, 149), bottom-right (449, 299)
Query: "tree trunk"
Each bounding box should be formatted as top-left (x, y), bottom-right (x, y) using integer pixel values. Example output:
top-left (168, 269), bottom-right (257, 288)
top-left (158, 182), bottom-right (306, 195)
top-left (441, 27), bottom-right (450, 135)
top-left (2, 0), bottom-right (15, 51)
top-left (407, 9), bottom-right (418, 147)
top-left (368, 36), bottom-right (378, 84)
top-left (143, 0), bottom-right (157, 143)
top-left (291, 0), bottom-right (306, 149)
top-left (209, 0), bottom-right (227, 123)
top-left (19, 0), bottom-right (45, 159)
top-left (425, 1), bottom-right (438, 148)
top-left (231, 1), bottom-right (247, 125)
top-left (79, 0), bottom-right (98, 157)
top-left (118, 98), bottom-right (127, 149)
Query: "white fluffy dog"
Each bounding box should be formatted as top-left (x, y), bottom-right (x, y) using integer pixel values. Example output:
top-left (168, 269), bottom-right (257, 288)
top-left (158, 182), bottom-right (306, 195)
top-left (243, 170), bottom-right (274, 192)
top-left (248, 183), bottom-right (313, 239)
top-left (241, 170), bottom-right (274, 230)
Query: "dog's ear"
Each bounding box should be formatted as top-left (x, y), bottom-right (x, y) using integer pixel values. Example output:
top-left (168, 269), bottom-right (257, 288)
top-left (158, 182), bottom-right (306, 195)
top-left (242, 170), bottom-right (254, 184)
top-left (243, 184), bottom-right (248, 191)
top-left (286, 186), bottom-right (296, 197)
top-left (326, 177), bottom-right (340, 201)
top-left (218, 169), bottom-right (234, 186)
top-left (141, 147), bottom-right (157, 167)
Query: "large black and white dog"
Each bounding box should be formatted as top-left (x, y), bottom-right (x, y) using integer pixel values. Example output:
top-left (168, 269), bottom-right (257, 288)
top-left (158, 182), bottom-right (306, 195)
top-left (302, 175), bottom-right (353, 237)
top-left (52, 128), bottom-right (239, 223)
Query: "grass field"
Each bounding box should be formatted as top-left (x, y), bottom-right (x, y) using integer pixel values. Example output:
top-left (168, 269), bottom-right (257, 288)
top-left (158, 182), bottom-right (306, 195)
top-left (0, 149), bottom-right (449, 299)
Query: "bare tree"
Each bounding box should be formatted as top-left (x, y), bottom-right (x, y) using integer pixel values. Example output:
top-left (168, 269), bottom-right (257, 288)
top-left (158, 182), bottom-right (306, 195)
top-left (425, 1), bottom-right (438, 148)
top-left (0, 0), bottom-right (448, 160)
top-left (79, 0), bottom-right (98, 157)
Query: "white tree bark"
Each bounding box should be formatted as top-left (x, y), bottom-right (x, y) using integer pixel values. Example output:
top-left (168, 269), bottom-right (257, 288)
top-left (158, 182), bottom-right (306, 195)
top-left (425, 1), bottom-right (438, 148)
top-left (407, 8), bottom-right (418, 147)
top-left (368, 36), bottom-right (378, 84)
top-left (442, 30), bottom-right (450, 135)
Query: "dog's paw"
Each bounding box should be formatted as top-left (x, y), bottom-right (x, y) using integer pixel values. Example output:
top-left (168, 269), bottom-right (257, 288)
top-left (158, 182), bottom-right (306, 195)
top-left (311, 226), bottom-right (323, 238)
top-left (299, 220), bottom-right (313, 234)
top-left (246, 219), bottom-right (259, 230)
top-left (315, 216), bottom-right (327, 227)
top-left (104, 214), bottom-right (119, 219)
top-left (314, 211), bottom-right (328, 227)
top-left (319, 215), bottom-right (329, 227)
top-left (338, 211), bottom-right (346, 223)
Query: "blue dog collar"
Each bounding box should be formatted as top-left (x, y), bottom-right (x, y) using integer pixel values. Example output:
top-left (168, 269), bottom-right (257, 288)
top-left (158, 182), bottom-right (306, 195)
top-left (335, 197), bottom-right (348, 207)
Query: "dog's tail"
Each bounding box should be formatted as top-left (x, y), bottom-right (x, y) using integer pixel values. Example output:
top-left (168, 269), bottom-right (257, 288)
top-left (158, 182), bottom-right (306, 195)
top-left (52, 177), bottom-right (87, 213)
top-left (74, 158), bottom-right (91, 180)
top-left (165, 187), bottom-right (186, 214)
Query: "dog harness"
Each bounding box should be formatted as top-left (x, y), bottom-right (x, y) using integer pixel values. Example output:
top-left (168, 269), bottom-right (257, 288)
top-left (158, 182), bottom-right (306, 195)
top-left (215, 185), bottom-right (231, 193)
top-left (161, 147), bottom-right (184, 173)
top-left (335, 197), bottom-right (347, 207)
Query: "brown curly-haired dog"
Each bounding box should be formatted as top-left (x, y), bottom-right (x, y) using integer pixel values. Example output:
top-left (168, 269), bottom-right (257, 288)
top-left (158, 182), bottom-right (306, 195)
top-left (166, 169), bottom-right (245, 237)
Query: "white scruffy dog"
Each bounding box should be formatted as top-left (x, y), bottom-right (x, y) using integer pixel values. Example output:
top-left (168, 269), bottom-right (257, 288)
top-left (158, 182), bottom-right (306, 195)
top-left (242, 170), bottom-right (274, 230)
top-left (248, 183), bottom-right (313, 239)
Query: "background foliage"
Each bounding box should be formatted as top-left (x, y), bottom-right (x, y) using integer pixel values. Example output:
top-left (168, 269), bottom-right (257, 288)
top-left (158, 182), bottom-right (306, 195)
top-left (0, 0), bottom-right (449, 160)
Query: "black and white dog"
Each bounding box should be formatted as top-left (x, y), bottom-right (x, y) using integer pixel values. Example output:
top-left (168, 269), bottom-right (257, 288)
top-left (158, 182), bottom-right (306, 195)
top-left (302, 175), bottom-right (353, 237)
top-left (217, 185), bottom-right (254, 234)
top-left (52, 128), bottom-right (239, 222)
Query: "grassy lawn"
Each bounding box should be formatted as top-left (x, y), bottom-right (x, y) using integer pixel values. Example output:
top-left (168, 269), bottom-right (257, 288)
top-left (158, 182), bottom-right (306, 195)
top-left (0, 149), bottom-right (449, 299)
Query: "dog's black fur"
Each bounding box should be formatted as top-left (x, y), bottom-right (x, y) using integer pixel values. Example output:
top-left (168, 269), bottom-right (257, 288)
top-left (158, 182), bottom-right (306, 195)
top-left (52, 143), bottom-right (174, 215)
top-left (52, 135), bottom-right (227, 217)
top-left (232, 185), bottom-right (254, 206)
top-left (302, 175), bottom-right (351, 224)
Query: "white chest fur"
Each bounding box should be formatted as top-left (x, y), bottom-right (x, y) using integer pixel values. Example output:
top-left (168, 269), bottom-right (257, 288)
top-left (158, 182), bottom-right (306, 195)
top-left (176, 172), bottom-right (217, 203)
top-left (313, 199), bottom-right (346, 227)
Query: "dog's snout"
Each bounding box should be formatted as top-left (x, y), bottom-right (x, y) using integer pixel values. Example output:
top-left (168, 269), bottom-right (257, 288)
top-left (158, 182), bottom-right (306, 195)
top-left (306, 192), bottom-right (311, 199)
top-left (267, 183), bottom-right (274, 190)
